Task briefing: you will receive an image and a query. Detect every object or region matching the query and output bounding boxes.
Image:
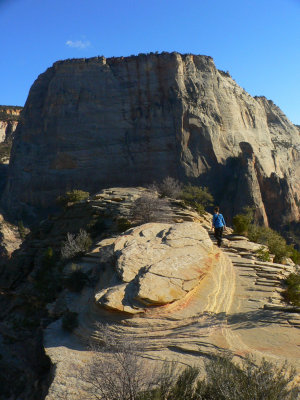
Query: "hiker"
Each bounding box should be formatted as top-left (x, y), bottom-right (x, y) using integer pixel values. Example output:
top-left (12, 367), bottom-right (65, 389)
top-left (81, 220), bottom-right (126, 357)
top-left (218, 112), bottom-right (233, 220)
top-left (212, 206), bottom-right (226, 247)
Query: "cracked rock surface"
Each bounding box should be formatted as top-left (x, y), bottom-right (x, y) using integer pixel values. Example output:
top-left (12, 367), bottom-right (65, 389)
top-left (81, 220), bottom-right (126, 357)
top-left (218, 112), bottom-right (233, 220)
top-left (95, 222), bottom-right (215, 311)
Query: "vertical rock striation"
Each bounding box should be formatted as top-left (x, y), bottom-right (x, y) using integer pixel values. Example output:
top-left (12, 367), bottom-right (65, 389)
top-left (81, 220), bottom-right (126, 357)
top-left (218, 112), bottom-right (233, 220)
top-left (2, 53), bottom-right (300, 227)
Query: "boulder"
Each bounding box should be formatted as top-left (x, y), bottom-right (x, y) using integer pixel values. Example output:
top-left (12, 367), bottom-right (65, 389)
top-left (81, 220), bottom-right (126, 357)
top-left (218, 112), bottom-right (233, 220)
top-left (95, 222), bottom-right (216, 312)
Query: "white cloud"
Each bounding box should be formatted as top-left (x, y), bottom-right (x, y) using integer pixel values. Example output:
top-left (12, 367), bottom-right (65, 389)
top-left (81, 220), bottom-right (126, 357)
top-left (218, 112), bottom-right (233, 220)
top-left (65, 40), bottom-right (91, 49)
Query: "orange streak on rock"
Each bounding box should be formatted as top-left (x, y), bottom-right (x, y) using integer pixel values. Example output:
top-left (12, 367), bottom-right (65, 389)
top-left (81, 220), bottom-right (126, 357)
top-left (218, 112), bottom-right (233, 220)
top-left (143, 251), bottom-right (220, 318)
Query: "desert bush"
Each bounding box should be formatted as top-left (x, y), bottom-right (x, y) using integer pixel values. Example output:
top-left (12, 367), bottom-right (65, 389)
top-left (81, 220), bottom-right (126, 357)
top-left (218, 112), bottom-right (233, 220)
top-left (287, 245), bottom-right (300, 265)
top-left (233, 208), bottom-right (293, 263)
top-left (141, 355), bottom-right (298, 400)
top-left (57, 189), bottom-right (90, 207)
top-left (62, 311), bottom-right (78, 332)
top-left (249, 225), bottom-right (289, 263)
top-left (61, 229), bottom-right (92, 260)
top-left (262, 229), bottom-right (290, 263)
top-left (76, 323), bottom-right (164, 400)
top-left (64, 265), bottom-right (89, 292)
top-left (78, 339), bottom-right (299, 400)
top-left (131, 193), bottom-right (171, 223)
top-left (282, 272), bottom-right (300, 307)
top-left (233, 207), bottom-right (254, 235)
top-left (193, 355), bottom-right (298, 400)
top-left (255, 246), bottom-right (271, 262)
top-left (179, 184), bottom-right (213, 215)
top-left (155, 177), bottom-right (183, 199)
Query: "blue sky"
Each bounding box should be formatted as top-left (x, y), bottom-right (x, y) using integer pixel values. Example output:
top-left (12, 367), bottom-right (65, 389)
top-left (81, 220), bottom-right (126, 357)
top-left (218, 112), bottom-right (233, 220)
top-left (0, 0), bottom-right (299, 124)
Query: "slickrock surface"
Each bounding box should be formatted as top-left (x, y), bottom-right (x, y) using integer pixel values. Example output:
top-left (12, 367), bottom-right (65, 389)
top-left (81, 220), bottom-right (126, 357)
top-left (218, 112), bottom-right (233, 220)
top-left (44, 221), bottom-right (300, 399)
top-left (95, 222), bottom-right (217, 312)
top-left (3, 53), bottom-right (300, 228)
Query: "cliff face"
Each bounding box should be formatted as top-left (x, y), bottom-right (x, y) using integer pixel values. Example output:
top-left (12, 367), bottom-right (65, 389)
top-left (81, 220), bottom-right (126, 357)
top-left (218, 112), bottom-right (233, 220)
top-left (2, 53), bottom-right (300, 227)
top-left (0, 106), bottom-right (22, 143)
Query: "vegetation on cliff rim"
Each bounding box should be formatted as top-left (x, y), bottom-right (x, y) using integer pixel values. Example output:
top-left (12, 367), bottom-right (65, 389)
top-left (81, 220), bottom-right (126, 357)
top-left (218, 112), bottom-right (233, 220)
top-left (0, 106), bottom-right (22, 121)
top-left (179, 183), bottom-right (214, 215)
top-left (153, 176), bottom-right (214, 216)
top-left (131, 193), bottom-right (171, 224)
top-left (57, 189), bottom-right (90, 207)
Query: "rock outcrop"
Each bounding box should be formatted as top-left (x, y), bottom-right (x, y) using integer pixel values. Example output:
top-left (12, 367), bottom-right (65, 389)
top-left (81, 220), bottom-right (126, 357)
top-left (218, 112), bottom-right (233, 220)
top-left (3, 54), bottom-right (300, 227)
top-left (0, 186), bottom-right (299, 399)
top-left (95, 222), bottom-right (219, 313)
top-left (44, 218), bottom-right (300, 399)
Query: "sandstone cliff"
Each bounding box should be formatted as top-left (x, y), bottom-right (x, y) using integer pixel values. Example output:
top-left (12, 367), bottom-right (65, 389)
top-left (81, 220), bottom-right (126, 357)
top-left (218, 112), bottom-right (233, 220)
top-left (2, 53), bottom-right (300, 228)
top-left (0, 106), bottom-right (22, 143)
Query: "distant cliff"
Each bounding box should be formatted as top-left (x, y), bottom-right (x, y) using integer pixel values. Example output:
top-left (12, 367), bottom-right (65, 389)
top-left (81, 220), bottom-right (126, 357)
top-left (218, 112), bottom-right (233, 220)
top-left (0, 106), bottom-right (22, 143)
top-left (2, 53), bottom-right (300, 228)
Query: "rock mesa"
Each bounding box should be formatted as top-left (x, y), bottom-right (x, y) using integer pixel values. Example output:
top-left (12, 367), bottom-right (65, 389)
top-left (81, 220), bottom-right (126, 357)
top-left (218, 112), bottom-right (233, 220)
top-left (2, 53), bottom-right (300, 229)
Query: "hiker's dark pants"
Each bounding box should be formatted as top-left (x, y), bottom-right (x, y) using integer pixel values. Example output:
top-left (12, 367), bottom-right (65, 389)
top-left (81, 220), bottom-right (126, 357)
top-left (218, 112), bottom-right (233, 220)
top-left (214, 227), bottom-right (223, 247)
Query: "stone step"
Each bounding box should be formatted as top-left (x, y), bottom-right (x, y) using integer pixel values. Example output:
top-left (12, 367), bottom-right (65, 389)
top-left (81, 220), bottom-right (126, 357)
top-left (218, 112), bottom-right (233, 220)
top-left (256, 279), bottom-right (281, 285)
top-left (263, 304), bottom-right (300, 312)
top-left (255, 281), bottom-right (280, 287)
top-left (254, 260), bottom-right (291, 269)
top-left (256, 273), bottom-right (281, 279)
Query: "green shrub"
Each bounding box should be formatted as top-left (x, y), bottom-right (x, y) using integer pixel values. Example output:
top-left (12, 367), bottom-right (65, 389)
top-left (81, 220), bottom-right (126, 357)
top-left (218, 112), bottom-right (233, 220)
top-left (179, 184), bottom-right (213, 215)
top-left (282, 273), bottom-right (300, 307)
top-left (57, 189), bottom-right (90, 207)
top-left (254, 227), bottom-right (289, 263)
top-left (64, 267), bottom-right (88, 292)
top-left (288, 246), bottom-right (300, 264)
top-left (233, 207), bottom-right (254, 235)
top-left (255, 246), bottom-right (271, 262)
top-left (233, 208), bottom-right (293, 263)
top-left (62, 311), bottom-right (78, 332)
top-left (139, 355), bottom-right (298, 400)
top-left (117, 217), bottom-right (132, 232)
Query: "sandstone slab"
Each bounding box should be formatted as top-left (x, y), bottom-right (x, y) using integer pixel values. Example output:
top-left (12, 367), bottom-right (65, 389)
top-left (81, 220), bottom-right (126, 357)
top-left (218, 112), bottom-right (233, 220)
top-left (95, 222), bottom-right (215, 311)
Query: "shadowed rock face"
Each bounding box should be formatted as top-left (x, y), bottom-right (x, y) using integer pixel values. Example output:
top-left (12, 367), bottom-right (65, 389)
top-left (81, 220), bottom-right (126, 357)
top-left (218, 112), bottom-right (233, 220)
top-left (0, 106), bottom-right (22, 143)
top-left (2, 53), bottom-right (300, 227)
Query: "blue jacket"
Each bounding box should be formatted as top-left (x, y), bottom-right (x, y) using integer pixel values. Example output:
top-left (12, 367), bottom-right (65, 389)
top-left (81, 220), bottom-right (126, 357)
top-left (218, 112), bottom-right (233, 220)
top-left (212, 213), bottom-right (226, 228)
